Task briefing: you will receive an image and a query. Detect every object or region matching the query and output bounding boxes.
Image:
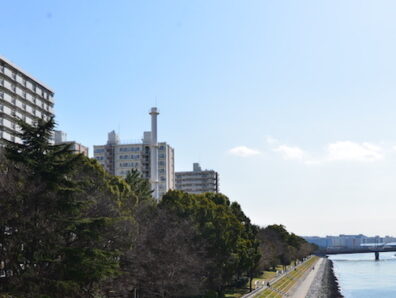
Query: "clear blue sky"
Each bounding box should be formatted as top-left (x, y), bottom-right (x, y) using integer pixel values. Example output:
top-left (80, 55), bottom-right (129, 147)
top-left (2, 0), bottom-right (396, 236)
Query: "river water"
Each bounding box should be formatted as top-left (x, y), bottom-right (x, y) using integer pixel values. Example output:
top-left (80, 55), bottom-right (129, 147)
top-left (329, 252), bottom-right (396, 297)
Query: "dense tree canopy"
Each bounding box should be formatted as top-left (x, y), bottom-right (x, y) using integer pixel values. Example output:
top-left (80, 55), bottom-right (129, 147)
top-left (0, 118), bottom-right (135, 297)
top-left (159, 191), bottom-right (260, 296)
top-left (0, 118), bottom-right (315, 297)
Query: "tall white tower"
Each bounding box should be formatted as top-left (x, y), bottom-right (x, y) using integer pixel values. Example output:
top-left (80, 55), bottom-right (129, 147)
top-left (149, 107), bottom-right (160, 200)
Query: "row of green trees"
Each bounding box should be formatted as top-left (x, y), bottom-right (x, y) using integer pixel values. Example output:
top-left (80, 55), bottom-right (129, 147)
top-left (257, 224), bottom-right (316, 272)
top-left (0, 118), bottom-right (315, 297)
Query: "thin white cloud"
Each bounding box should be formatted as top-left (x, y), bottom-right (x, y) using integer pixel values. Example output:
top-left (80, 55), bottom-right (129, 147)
top-left (266, 136), bottom-right (279, 145)
top-left (326, 141), bottom-right (383, 162)
top-left (268, 138), bottom-right (385, 164)
top-left (228, 146), bottom-right (260, 157)
top-left (274, 145), bottom-right (305, 160)
top-left (230, 139), bottom-right (385, 163)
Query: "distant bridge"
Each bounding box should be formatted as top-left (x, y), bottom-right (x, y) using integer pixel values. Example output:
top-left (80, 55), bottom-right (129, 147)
top-left (323, 242), bottom-right (396, 260)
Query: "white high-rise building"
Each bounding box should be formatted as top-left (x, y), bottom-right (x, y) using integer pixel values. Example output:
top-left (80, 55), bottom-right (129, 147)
top-left (93, 108), bottom-right (175, 199)
top-left (0, 56), bottom-right (54, 143)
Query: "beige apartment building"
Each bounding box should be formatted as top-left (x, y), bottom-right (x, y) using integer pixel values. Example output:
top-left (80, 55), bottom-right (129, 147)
top-left (54, 130), bottom-right (89, 156)
top-left (175, 163), bottom-right (219, 194)
top-left (0, 56), bottom-right (54, 143)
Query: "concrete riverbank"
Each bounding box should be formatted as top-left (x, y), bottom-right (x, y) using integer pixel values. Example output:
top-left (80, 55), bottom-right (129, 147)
top-left (306, 258), bottom-right (343, 298)
top-left (242, 256), bottom-right (342, 298)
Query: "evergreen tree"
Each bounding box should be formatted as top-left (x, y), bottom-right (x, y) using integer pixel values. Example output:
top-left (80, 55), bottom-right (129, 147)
top-left (0, 118), bottom-right (124, 297)
top-left (160, 191), bottom-right (260, 296)
top-left (125, 168), bottom-right (153, 203)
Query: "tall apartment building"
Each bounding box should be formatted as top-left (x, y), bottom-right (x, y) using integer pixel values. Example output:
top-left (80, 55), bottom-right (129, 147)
top-left (54, 130), bottom-right (89, 156)
top-left (175, 163), bottom-right (219, 194)
top-left (93, 108), bottom-right (175, 199)
top-left (0, 56), bottom-right (54, 143)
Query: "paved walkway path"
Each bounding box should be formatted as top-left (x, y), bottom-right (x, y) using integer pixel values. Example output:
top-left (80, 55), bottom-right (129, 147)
top-left (242, 256), bottom-right (317, 298)
top-left (289, 258), bottom-right (324, 298)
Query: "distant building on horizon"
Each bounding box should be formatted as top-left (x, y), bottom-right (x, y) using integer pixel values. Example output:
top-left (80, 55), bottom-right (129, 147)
top-left (304, 234), bottom-right (396, 249)
top-left (54, 130), bottom-right (89, 156)
top-left (93, 108), bottom-right (175, 199)
top-left (175, 163), bottom-right (219, 194)
top-left (0, 56), bottom-right (54, 144)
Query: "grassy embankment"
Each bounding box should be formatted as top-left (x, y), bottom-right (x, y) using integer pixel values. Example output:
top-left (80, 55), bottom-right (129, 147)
top-left (256, 256), bottom-right (319, 298)
top-left (224, 264), bottom-right (296, 298)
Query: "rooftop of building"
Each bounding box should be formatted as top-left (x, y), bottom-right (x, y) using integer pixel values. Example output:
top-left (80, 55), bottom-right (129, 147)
top-left (0, 56), bottom-right (54, 94)
top-left (176, 163), bottom-right (218, 174)
top-left (93, 140), bottom-right (172, 147)
top-left (93, 130), bottom-right (172, 147)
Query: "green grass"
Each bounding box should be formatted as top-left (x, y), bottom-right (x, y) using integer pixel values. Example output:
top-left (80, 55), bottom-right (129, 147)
top-left (225, 264), bottom-right (297, 297)
top-left (255, 266), bottom-right (282, 280)
top-left (224, 270), bottom-right (279, 298)
top-left (224, 288), bottom-right (249, 298)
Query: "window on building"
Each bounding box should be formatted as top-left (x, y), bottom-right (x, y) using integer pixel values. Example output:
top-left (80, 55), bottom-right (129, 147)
top-left (94, 148), bottom-right (105, 154)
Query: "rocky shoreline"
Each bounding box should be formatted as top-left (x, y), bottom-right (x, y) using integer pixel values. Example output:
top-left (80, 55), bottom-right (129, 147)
top-left (306, 257), bottom-right (343, 298)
